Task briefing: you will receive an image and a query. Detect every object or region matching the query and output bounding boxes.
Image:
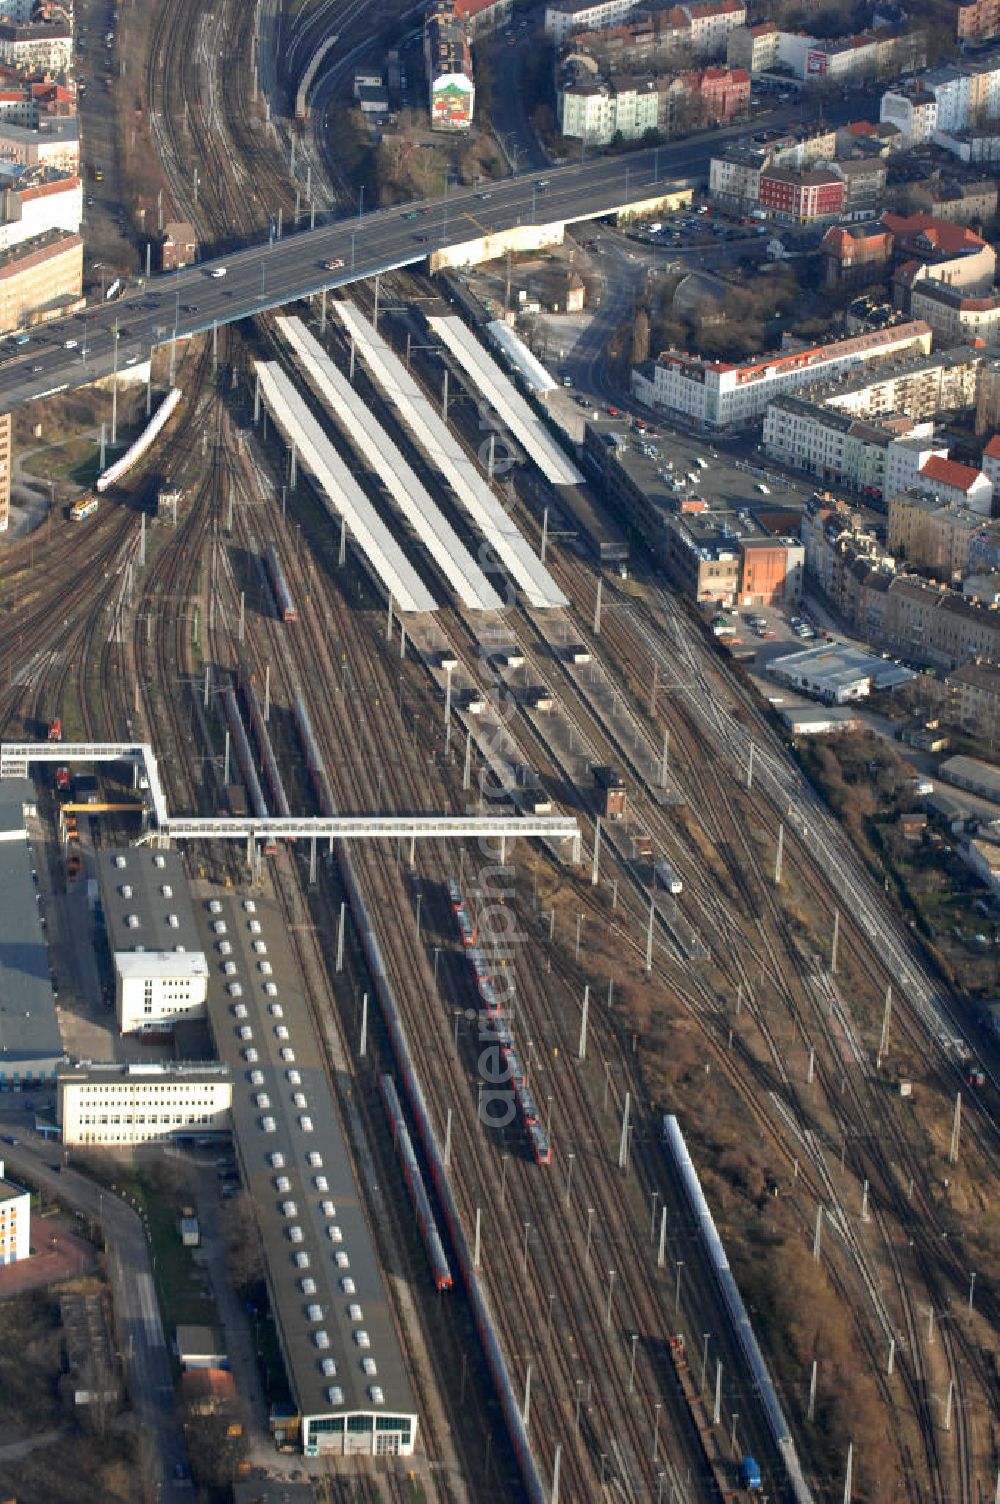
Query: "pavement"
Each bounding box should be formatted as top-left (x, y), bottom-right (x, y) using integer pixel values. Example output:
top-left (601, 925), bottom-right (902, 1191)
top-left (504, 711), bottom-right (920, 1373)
top-left (0, 1135), bottom-right (192, 1502)
top-left (0, 90), bottom-right (864, 412)
top-left (0, 1216), bottom-right (95, 1296)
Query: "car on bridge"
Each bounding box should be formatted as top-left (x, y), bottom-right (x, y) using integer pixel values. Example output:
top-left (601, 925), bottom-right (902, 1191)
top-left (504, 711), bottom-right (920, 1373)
top-left (324, 258), bottom-right (344, 270)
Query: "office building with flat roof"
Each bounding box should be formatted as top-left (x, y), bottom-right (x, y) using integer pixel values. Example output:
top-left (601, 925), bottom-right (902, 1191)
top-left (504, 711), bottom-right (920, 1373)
top-left (57, 1061), bottom-right (233, 1146)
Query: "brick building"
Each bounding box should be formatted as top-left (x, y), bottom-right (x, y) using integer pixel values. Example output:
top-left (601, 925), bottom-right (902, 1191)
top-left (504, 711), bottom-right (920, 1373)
top-left (758, 166), bottom-right (845, 224)
top-left (957, 0), bottom-right (1000, 43)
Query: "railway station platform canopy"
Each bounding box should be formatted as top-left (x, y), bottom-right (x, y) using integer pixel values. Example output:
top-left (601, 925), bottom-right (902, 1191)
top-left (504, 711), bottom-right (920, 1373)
top-left (333, 300), bottom-right (569, 610)
top-left (254, 360), bottom-right (439, 615)
top-left (427, 314), bottom-right (583, 487)
top-left (0, 743), bottom-right (582, 860)
top-left (276, 315), bottom-right (504, 613)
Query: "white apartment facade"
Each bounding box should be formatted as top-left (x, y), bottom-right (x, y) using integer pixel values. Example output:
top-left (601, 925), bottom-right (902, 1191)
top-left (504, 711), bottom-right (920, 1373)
top-left (0, 24), bottom-right (72, 73)
top-left (682, 0), bottom-right (746, 59)
top-left (58, 1063), bottom-right (233, 1147)
top-left (925, 67), bottom-right (972, 133)
top-left (544, 0), bottom-right (643, 43)
top-left (632, 321), bottom-right (932, 427)
top-left (884, 434), bottom-right (949, 500)
top-left (558, 74), bottom-right (659, 142)
top-left (0, 1161), bottom-right (29, 1264)
top-left (880, 87), bottom-right (937, 145)
top-left (0, 173), bottom-right (81, 256)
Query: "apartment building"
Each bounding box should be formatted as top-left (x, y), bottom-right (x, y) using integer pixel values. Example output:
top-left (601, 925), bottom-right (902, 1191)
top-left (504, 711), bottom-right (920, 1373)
top-left (888, 490), bottom-right (986, 575)
top-left (0, 226), bottom-right (81, 332)
top-left (917, 453), bottom-right (994, 512)
top-left (823, 343), bottom-right (989, 422)
top-left (58, 1062), bottom-right (233, 1148)
top-left (544, 0), bottom-right (644, 44)
top-left (726, 20), bottom-right (778, 71)
top-left (757, 165), bottom-right (845, 224)
top-left (881, 84), bottom-right (938, 145)
top-left (910, 279), bottom-right (1000, 348)
top-left (820, 224), bottom-right (894, 289)
top-left (0, 409), bottom-right (10, 531)
top-left (452, 0), bottom-right (511, 32)
top-left (680, 0), bottom-right (745, 58)
top-left (708, 145), bottom-right (768, 211)
top-left (830, 157), bottom-right (888, 216)
top-left (425, 0), bottom-right (474, 130)
top-left (957, 0), bottom-right (1000, 44)
top-left (0, 116), bottom-right (78, 173)
top-left (0, 1162), bottom-right (29, 1265)
top-left (0, 21), bottom-right (71, 72)
top-left (558, 65), bottom-right (658, 142)
top-left (910, 178), bottom-right (999, 224)
top-left (631, 321), bottom-right (932, 427)
top-left (763, 396), bottom-right (894, 493)
top-left (946, 661), bottom-right (1000, 740)
top-left (882, 215), bottom-right (996, 301)
top-left (660, 65), bottom-right (749, 133)
top-left (0, 169), bottom-right (80, 256)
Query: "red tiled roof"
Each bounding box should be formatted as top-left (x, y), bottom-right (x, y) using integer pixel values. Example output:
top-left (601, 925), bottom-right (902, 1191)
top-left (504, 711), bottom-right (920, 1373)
top-left (983, 435), bottom-right (1000, 458)
top-left (881, 212), bottom-right (986, 256)
top-left (919, 454), bottom-right (985, 492)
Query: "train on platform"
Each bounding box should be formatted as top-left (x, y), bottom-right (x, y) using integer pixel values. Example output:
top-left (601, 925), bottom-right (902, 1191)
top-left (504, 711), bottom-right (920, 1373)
top-left (264, 544), bottom-right (298, 622)
top-left (380, 1074), bottom-right (453, 1293)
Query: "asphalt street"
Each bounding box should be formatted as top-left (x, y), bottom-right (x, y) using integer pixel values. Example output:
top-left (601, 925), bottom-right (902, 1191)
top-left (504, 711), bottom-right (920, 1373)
top-left (0, 92), bottom-right (860, 412)
top-left (0, 1129), bottom-right (191, 1501)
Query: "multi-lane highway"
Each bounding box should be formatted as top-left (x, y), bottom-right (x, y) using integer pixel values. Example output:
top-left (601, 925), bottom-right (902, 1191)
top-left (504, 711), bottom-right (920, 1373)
top-left (0, 132), bottom-right (738, 411)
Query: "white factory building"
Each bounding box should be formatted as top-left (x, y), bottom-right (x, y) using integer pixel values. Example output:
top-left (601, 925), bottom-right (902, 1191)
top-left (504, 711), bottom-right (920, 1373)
top-left (98, 849), bottom-right (209, 1035)
top-left (0, 1160), bottom-right (29, 1264)
top-left (58, 1061), bottom-right (233, 1147)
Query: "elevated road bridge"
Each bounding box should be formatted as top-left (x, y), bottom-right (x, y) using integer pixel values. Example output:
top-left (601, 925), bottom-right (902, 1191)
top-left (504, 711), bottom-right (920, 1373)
top-left (0, 142), bottom-right (704, 411)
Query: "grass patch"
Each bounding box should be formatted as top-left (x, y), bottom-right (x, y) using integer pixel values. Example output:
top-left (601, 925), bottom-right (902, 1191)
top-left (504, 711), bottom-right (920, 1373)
top-left (21, 437), bottom-right (106, 489)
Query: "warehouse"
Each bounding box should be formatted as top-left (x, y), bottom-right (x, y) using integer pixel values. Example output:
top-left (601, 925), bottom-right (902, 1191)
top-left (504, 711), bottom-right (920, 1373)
top-left (203, 889), bottom-right (418, 1457)
top-left (0, 778), bottom-right (65, 1087)
top-left (768, 642), bottom-right (915, 704)
top-left (98, 848), bottom-right (208, 1034)
top-left (939, 753), bottom-right (1000, 803)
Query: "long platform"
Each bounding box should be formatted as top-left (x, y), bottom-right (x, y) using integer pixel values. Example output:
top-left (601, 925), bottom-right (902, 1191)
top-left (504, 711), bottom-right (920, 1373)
top-left (427, 315), bottom-right (583, 487)
top-left (254, 360), bottom-right (439, 615)
top-left (333, 301), bottom-right (569, 611)
top-left (276, 316), bottom-right (504, 614)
